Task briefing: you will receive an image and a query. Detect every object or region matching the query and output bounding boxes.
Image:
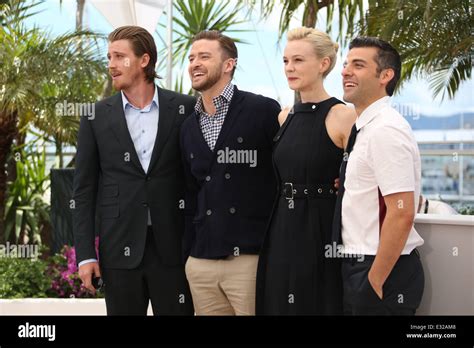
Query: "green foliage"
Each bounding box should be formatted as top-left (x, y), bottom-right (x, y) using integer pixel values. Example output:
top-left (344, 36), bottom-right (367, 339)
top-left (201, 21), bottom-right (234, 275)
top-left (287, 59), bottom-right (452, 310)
top-left (156, 0), bottom-right (250, 90)
top-left (4, 139), bottom-right (50, 244)
top-left (0, 241), bottom-right (103, 299)
top-left (0, 0), bottom-right (108, 243)
top-left (171, 0), bottom-right (248, 63)
top-left (250, 0), bottom-right (364, 43)
top-left (0, 0), bottom-right (108, 159)
top-left (171, 72), bottom-right (194, 95)
top-left (45, 241), bottom-right (103, 298)
top-left (0, 0), bottom-right (44, 26)
top-left (457, 205), bottom-right (474, 215)
top-left (0, 257), bottom-right (50, 298)
top-left (253, 0), bottom-right (472, 99)
top-left (357, 0), bottom-right (471, 99)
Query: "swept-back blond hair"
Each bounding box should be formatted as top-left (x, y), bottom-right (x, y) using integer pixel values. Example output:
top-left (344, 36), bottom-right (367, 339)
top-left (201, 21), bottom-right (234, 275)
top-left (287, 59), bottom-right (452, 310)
top-left (287, 27), bottom-right (339, 77)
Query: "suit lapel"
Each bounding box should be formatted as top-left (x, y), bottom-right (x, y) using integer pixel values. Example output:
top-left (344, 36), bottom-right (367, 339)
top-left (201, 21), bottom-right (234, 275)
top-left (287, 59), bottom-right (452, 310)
top-left (107, 93), bottom-right (145, 174)
top-left (147, 86), bottom-right (176, 173)
top-left (190, 111), bottom-right (214, 155)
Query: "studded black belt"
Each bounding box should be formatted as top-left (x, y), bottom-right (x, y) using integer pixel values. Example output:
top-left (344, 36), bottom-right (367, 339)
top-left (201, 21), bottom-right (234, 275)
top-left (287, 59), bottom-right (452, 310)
top-left (280, 182), bottom-right (337, 199)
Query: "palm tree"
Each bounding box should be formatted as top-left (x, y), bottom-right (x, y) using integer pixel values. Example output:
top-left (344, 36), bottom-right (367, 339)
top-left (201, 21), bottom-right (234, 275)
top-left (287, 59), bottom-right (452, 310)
top-left (32, 42), bottom-right (107, 168)
top-left (252, 0), bottom-right (364, 44)
top-left (0, 0), bottom-right (106, 243)
top-left (254, 0), bottom-right (471, 99)
top-left (251, 0), bottom-right (364, 101)
top-left (60, 0), bottom-right (115, 99)
top-left (359, 0), bottom-right (472, 99)
top-left (59, 0), bottom-right (86, 30)
top-left (156, 0), bottom-right (251, 94)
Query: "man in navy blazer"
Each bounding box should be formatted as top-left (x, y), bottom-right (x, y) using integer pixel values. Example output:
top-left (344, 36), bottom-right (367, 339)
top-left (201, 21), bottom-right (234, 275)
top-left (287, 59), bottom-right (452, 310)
top-left (180, 30), bottom-right (280, 315)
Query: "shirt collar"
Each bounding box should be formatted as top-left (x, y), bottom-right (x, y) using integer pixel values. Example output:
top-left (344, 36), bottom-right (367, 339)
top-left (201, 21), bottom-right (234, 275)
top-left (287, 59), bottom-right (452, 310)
top-left (355, 96), bottom-right (391, 130)
top-left (195, 82), bottom-right (234, 115)
top-left (121, 85), bottom-right (159, 112)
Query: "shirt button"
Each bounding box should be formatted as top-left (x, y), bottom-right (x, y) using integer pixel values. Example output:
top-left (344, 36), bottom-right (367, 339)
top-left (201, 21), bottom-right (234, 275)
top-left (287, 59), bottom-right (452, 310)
top-left (206, 209), bottom-right (212, 216)
top-left (205, 176), bottom-right (211, 182)
top-left (237, 137), bottom-right (243, 143)
top-left (190, 153), bottom-right (194, 159)
top-left (142, 203), bottom-right (148, 207)
top-left (142, 130), bottom-right (145, 133)
top-left (312, 105), bottom-right (316, 109)
top-left (143, 150), bottom-right (146, 153)
top-left (229, 207), bottom-right (236, 214)
top-left (225, 173), bottom-right (231, 179)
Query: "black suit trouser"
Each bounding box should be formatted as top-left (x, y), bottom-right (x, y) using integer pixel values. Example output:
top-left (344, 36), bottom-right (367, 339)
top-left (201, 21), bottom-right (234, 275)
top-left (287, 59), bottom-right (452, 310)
top-left (342, 249), bottom-right (424, 316)
top-left (102, 227), bottom-right (193, 315)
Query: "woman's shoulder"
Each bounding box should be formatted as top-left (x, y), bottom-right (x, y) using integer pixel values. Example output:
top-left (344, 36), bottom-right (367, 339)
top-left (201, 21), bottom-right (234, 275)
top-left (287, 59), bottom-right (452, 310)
top-left (278, 106), bottom-right (293, 126)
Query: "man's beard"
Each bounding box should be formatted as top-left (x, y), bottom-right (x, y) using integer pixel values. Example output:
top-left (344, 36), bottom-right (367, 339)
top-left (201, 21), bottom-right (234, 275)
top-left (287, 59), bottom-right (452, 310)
top-left (192, 65), bottom-right (222, 92)
top-left (112, 70), bottom-right (143, 91)
top-left (112, 75), bottom-right (129, 91)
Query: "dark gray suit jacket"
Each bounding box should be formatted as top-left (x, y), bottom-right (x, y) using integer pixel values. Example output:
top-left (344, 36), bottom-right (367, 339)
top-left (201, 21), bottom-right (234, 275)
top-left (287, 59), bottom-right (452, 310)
top-left (73, 86), bottom-right (195, 268)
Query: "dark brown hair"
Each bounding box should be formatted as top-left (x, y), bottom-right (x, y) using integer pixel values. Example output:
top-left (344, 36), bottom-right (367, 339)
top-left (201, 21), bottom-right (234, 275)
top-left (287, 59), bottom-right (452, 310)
top-left (349, 36), bottom-right (401, 96)
top-left (192, 30), bottom-right (238, 77)
top-left (108, 26), bottom-right (158, 83)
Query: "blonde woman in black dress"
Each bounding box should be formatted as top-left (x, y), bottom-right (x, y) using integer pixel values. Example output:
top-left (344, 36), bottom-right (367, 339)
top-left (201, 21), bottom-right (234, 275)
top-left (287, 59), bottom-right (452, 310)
top-left (256, 27), bottom-right (356, 315)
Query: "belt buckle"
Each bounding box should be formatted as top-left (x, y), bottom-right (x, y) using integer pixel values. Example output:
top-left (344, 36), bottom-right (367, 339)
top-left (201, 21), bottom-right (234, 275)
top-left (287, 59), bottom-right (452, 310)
top-left (283, 182), bottom-right (294, 200)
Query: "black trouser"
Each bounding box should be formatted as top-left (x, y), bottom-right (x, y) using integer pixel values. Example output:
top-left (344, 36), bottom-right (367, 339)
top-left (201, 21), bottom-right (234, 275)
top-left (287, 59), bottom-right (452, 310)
top-left (102, 227), bottom-right (194, 315)
top-left (342, 249), bottom-right (424, 315)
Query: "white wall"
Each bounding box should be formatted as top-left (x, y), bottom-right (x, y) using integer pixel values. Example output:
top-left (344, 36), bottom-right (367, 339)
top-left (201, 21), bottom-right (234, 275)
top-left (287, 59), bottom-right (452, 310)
top-left (0, 299), bottom-right (153, 315)
top-left (415, 214), bottom-right (474, 315)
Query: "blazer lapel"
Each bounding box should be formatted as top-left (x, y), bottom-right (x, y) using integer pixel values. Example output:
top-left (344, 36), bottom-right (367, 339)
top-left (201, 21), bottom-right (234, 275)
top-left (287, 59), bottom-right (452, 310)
top-left (147, 86), bottom-right (175, 173)
top-left (107, 93), bottom-right (145, 175)
top-left (190, 111), bottom-right (214, 155)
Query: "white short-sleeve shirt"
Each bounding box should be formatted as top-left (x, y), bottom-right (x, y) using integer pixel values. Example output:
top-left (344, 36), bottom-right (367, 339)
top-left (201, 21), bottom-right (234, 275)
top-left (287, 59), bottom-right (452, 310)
top-left (341, 96), bottom-right (424, 255)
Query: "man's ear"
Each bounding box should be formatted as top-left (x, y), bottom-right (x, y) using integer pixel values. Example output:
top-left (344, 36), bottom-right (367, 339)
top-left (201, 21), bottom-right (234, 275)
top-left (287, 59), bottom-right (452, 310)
top-left (141, 53), bottom-right (150, 68)
top-left (380, 68), bottom-right (395, 88)
top-left (224, 58), bottom-right (236, 75)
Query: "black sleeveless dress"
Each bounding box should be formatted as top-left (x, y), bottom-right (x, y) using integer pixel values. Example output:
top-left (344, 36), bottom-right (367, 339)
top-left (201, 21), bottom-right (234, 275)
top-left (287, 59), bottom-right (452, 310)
top-left (256, 97), bottom-right (344, 315)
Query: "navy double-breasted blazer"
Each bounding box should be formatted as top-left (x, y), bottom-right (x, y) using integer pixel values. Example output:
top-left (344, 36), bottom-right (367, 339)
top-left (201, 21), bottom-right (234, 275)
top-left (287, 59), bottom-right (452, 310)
top-left (180, 86), bottom-right (280, 260)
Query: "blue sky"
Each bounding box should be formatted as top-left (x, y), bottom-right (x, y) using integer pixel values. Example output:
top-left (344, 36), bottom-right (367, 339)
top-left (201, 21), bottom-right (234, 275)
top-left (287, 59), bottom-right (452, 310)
top-left (25, 0), bottom-right (473, 117)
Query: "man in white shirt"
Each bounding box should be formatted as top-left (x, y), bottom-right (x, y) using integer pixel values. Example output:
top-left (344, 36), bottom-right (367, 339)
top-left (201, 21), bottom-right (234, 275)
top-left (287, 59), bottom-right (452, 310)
top-left (333, 37), bottom-right (425, 315)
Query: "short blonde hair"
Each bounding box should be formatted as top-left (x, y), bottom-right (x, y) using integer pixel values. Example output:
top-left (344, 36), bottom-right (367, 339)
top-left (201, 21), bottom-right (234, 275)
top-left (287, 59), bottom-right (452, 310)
top-left (287, 27), bottom-right (339, 77)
